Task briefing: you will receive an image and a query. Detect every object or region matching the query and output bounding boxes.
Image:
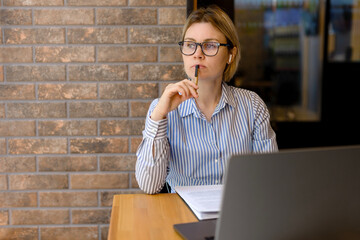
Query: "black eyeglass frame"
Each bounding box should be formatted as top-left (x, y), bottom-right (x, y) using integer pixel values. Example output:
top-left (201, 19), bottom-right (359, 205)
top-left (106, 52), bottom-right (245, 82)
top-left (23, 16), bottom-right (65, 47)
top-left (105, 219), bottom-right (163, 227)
top-left (178, 41), bottom-right (231, 57)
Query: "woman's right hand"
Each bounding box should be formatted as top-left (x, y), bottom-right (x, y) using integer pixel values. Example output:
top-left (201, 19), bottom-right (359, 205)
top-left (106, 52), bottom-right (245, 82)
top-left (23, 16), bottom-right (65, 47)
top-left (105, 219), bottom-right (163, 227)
top-left (150, 79), bottom-right (199, 121)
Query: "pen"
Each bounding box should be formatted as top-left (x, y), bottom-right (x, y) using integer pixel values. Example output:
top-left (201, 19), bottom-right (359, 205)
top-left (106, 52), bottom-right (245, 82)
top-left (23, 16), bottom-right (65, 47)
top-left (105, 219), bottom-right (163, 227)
top-left (195, 65), bottom-right (199, 86)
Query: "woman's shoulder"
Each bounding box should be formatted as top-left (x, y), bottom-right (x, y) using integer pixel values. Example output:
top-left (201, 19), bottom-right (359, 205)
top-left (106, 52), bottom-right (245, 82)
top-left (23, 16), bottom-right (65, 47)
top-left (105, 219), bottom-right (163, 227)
top-left (225, 83), bottom-right (262, 103)
top-left (225, 83), bottom-right (269, 117)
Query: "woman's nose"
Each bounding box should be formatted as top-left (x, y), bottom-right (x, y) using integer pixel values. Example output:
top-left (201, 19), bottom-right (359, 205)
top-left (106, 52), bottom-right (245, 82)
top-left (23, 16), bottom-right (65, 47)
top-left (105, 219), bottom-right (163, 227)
top-left (193, 44), bottom-right (204, 58)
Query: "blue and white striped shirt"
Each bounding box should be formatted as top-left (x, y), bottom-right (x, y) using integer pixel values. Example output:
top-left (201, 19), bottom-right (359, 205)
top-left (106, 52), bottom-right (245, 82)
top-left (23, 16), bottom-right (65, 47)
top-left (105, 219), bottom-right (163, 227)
top-left (136, 83), bottom-right (278, 194)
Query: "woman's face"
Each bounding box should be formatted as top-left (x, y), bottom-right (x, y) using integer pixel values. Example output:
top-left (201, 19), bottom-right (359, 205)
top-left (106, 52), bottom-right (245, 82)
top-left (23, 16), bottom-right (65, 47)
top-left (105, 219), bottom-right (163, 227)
top-left (182, 22), bottom-right (230, 84)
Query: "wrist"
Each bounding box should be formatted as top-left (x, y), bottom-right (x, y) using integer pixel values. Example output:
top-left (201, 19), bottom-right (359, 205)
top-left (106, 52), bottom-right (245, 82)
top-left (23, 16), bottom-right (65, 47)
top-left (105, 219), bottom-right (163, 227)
top-left (150, 107), bottom-right (167, 121)
top-left (150, 112), bottom-right (167, 121)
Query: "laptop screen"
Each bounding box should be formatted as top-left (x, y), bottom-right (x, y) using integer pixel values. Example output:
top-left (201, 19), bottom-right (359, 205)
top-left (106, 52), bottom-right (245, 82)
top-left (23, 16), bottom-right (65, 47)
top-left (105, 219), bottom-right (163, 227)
top-left (216, 145), bottom-right (360, 240)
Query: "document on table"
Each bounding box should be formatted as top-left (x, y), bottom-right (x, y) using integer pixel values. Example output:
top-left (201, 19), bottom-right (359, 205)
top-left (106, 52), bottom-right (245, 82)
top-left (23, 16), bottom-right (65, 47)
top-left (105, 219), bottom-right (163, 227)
top-left (175, 184), bottom-right (223, 220)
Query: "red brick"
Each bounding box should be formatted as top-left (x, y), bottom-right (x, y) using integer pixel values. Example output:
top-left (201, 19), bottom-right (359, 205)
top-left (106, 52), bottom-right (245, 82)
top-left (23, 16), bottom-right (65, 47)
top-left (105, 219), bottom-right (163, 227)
top-left (9, 138), bottom-right (67, 154)
top-left (101, 191), bottom-right (118, 207)
top-left (99, 83), bottom-right (158, 99)
top-left (38, 156), bottom-right (97, 172)
top-left (4, 0), bottom-right (63, 6)
top-left (160, 46), bottom-right (183, 62)
top-left (38, 120), bottom-right (97, 136)
top-left (97, 8), bottom-right (156, 25)
top-left (4, 28), bottom-right (65, 44)
top-left (0, 139), bottom-right (5, 155)
top-left (9, 174), bottom-right (68, 190)
top-left (129, 0), bottom-right (185, 6)
top-left (100, 155), bottom-right (136, 171)
top-left (0, 66), bottom-right (3, 82)
top-left (0, 228), bottom-right (38, 240)
top-left (35, 46), bottom-right (95, 63)
top-left (12, 210), bottom-right (69, 225)
top-left (39, 192), bottom-right (98, 207)
top-left (0, 47), bottom-right (33, 63)
top-left (0, 192), bottom-right (37, 207)
top-left (0, 175), bottom-right (7, 190)
top-left (0, 9), bottom-right (32, 25)
top-left (69, 102), bottom-right (128, 118)
top-left (130, 27), bottom-right (182, 44)
top-left (159, 8), bottom-right (186, 25)
top-left (70, 138), bottom-right (128, 154)
top-left (130, 101), bottom-right (151, 117)
top-left (5, 65), bottom-right (66, 82)
top-left (38, 83), bottom-right (97, 100)
top-left (0, 104), bottom-right (4, 118)
top-left (41, 227), bottom-right (98, 240)
top-left (0, 156), bottom-right (36, 172)
top-left (72, 209), bottom-right (111, 224)
top-left (101, 226), bottom-right (109, 240)
top-left (129, 83), bottom-right (159, 99)
top-left (34, 9), bottom-right (94, 25)
top-left (130, 137), bottom-right (142, 153)
top-left (7, 102), bottom-right (67, 119)
top-left (130, 64), bottom-right (185, 81)
top-left (100, 119), bottom-right (144, 135)
top-left (68, 0), bottom-right (126, 6)
top-left (0, 210), bottom-right (8, 225)
top-left (68, 27), bottom-right (127, 44)
top-left (71, 173), bottom-right (129, 189)
top-left (98, 46), bottom-right (157, 62)
top-left (0, 121), bottom-right (36, 137)
top-left (0, 84), bottom-right (35, 100)
top-left (68, 64), bottom-right (128, 82)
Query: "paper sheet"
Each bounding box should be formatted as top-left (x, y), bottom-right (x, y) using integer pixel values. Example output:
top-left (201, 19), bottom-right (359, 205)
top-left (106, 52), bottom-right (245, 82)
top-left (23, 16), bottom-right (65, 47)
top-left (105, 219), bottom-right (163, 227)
top-left (175, 184), bottom-right (223, 220)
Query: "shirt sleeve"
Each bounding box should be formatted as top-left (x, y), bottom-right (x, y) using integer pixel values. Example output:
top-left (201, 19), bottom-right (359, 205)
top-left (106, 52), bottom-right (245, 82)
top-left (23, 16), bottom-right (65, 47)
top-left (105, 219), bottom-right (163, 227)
top-left (251, 92), bottom-right (279, 153)
top-left (135, 99), bottom-right (170, 194)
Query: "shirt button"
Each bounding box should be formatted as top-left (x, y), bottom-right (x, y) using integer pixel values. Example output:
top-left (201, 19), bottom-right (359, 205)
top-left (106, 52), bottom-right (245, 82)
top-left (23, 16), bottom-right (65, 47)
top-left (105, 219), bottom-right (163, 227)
top-left (215, 159), bottom-right (218, 163)
top-left (215, 180), bottom-right (219, 184)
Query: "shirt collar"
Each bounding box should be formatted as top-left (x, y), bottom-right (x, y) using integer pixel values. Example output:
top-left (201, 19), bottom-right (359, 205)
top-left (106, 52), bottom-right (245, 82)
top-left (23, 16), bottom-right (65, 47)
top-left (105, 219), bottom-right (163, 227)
top-left (178, 82), bottom-right (236, 118)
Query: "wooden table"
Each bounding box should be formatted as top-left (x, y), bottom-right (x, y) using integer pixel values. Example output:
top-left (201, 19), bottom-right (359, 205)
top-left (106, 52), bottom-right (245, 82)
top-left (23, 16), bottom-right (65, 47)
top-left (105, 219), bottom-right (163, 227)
top-left (108, 193), bottom-right (198, 240)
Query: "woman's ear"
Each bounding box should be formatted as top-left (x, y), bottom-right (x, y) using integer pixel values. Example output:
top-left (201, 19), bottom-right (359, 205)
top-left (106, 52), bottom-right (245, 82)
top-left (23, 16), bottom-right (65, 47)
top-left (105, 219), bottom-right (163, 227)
top-left (228, 47), bottom-right (237, 64)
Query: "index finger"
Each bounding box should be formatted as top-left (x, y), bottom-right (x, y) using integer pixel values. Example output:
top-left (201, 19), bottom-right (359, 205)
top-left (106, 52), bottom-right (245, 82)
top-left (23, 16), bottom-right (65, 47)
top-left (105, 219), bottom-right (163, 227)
top-left (182, 79), bottom-right (199, 89)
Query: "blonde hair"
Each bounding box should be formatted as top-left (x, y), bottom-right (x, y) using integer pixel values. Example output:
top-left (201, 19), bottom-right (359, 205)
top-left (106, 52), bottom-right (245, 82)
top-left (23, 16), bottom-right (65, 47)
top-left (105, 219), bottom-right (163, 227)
top-left (181, 5), bottom-right (241, 82)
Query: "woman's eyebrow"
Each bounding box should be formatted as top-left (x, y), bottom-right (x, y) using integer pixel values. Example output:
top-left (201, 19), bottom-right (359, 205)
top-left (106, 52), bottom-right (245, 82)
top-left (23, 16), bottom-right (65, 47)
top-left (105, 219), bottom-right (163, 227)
top-left (204, 38), bottom-right (220, 42)
top-left (183, 38), bottom-right (221, 42)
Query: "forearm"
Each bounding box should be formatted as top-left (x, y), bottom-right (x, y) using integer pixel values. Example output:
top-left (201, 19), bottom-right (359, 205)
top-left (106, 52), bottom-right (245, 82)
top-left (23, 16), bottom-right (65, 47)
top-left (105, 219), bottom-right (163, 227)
top-left (135, 138), bottom-right (170, 194)
top-left (135, 117), bottom-right (169, 194)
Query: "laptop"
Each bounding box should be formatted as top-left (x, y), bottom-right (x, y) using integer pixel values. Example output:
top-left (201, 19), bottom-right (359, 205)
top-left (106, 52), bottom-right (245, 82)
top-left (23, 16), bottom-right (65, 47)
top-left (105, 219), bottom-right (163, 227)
top-left (174, 145), bottom-right (360, 240)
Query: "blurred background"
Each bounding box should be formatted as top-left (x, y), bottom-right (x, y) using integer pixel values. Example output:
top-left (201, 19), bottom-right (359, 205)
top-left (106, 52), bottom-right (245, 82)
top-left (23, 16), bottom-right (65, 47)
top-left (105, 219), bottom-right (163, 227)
top-left (191, 0), bottom-right (360, 148)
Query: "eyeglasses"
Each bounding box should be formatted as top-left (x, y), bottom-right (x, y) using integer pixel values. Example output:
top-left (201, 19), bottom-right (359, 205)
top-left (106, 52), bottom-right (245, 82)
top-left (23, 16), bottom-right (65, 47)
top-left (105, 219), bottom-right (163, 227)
top-left (178, 41), bottom-right (231, 57)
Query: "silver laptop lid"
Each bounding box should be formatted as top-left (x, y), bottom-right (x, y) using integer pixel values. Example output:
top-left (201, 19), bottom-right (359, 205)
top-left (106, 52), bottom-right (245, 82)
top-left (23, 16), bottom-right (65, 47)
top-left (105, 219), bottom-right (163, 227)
top-left (216, 145), bottom-right (360, 240)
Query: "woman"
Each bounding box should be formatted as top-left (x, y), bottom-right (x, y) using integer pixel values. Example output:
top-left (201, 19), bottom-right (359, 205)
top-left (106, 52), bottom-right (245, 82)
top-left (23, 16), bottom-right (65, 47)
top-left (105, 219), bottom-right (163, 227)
top-left (136, 5), bottom-right (278, 194)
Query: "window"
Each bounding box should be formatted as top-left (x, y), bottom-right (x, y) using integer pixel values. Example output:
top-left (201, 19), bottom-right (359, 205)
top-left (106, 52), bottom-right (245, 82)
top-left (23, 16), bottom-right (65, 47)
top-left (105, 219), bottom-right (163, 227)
top-left (232, 0), bottom-right (324, 121)
top-left (328, 0), bottom-right (360, 62)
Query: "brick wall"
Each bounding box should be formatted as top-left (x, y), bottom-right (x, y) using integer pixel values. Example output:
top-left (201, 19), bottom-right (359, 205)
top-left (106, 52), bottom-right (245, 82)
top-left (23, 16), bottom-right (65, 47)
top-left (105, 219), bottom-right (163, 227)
top-left (0, 0), bottom-right (186, 239)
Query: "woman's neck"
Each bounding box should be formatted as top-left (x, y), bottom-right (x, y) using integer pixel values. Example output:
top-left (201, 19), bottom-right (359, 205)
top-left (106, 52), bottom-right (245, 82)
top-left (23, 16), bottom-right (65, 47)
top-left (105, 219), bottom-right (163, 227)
top-left (195, 80), bottom-right (223, 121)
